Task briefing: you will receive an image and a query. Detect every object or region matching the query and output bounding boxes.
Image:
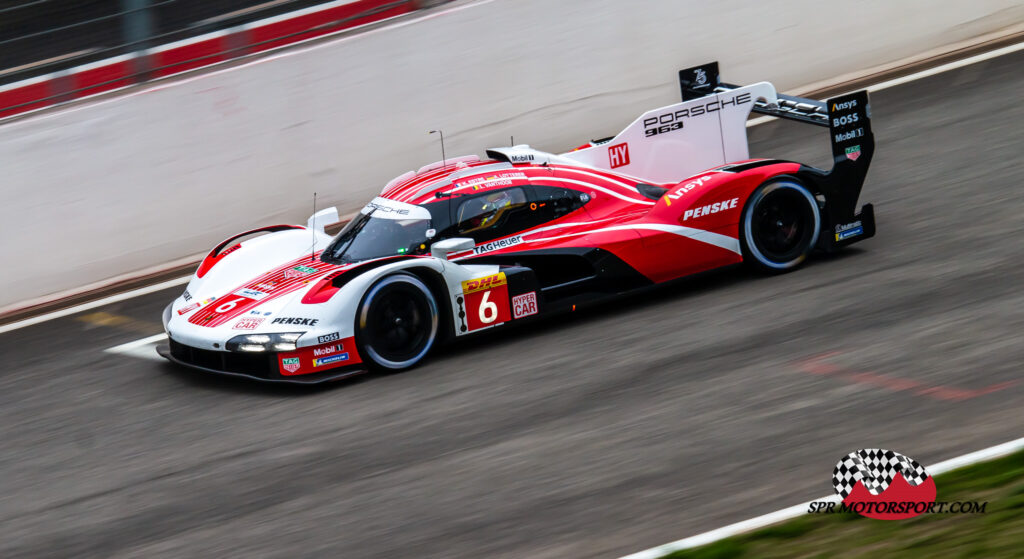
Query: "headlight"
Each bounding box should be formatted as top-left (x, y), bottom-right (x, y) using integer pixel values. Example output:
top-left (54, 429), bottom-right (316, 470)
top-left (227, 332), bottom-right (304, 352)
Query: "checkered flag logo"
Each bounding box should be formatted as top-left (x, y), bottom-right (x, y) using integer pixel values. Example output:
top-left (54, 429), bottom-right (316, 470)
top-left (832, 449), bottom-right (931, 499)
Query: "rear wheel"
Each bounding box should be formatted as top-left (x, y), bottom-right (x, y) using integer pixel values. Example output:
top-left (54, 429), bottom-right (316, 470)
top-left (356, 273), bottom-right (439, 371)
top-left (741, 179), bottom-right (821, 272)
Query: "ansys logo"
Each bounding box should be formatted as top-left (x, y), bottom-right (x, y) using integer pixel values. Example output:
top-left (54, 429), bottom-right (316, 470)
top-left (832, 449), bottom-right (936, 519)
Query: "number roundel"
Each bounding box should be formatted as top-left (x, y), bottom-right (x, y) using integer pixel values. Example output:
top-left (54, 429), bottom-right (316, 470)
top-left (461, 272), bottom-right (511, 331)
top-left (215, 297), bottom-right (244, 313)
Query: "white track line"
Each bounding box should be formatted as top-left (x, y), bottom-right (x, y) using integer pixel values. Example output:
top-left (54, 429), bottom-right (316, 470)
top-left (745, 40), bottom-right (1024, 128)
top-left (3, 39), bottom-right (1023, 335)
top-left (0, 276), bottom-right (188, 334)
top-left (104, 333), bottom-right (168, 361)
top-left (619, 436), bottom-right (1024, 559)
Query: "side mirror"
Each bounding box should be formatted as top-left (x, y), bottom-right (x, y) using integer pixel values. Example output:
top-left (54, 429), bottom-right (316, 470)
top-left (430, 237), bottom-right (474, 260)
top-left (307, 207), bottom-right (340, 232)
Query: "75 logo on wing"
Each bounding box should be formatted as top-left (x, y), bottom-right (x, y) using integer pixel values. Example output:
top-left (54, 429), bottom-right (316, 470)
top-left (461, 272), bottom-right (511, 332)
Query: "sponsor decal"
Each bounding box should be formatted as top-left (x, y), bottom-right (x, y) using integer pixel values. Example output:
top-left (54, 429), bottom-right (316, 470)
top-left (233, 317), bottom-right (265, 330)
top-left (312, 343), bottom-right (344, 357)
top-left (832, 99), bottom-right (858, 112)
top-left (835, 220), bottom-right (864, 241)
top-left (608, 143), bottom-right (630, 169)
top-left (249, 310), bottom-right (272, 316)
top-left (177, 296), bottom-right (216, 316)
top-left (834, 128), bottom-right (864, 143)
top-left (461, 272), bottom-right (511, 332)
top-left (693, 67), bottom-right (708, 86)
top-left (665, 175), bottom-right (714, 204)
top-left (832, 112), bottom-right (860, 127)
top-left (512, 292), bottom-right (538, 319)
top-left (182, 290), bottom-right (192, 302)
top-left (291, 265), bottom-right (318, 275)
top-left (313, 353), bottom-right (349, 367)
top-left (845, 145), bottom-right (862, 161)
top-left (271, 317), bottom-right (319, 326)
top-left (807, 448), bottom-right (987, 519)
top-left (278, 335), bottom-right (362, 375)
top-left (255, 281), bottom-right (278, 291)
top-left (234, 288), bottom-right (268, 300)
top-left (462, 273), bottom-right (507, 295)
top-left (682, 197), bottom-right (738, 220)
top-left (281, 357), bottom-right (301, 373)
top-left (317, 332), bottom-right (341, 344)
top-left (644, 92), bottom-right (751, 137)
top-left (508, 154), bottom-right (535, 162)
top-left (473, 236), bottom-right (522, 255)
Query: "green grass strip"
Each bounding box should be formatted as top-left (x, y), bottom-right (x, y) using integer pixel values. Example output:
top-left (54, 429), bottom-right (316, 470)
top-left (663, 449), bottom-right (1024, 558)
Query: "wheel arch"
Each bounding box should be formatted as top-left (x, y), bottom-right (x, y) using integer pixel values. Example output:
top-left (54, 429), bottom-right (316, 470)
top-left (396, 266), bottom-right (454, 343)
top-left (738, 175), bottom-right (822, 272)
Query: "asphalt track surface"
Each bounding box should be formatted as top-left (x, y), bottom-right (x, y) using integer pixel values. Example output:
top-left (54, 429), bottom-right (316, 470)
top-left (2, 50), bottom-right (1023, 559)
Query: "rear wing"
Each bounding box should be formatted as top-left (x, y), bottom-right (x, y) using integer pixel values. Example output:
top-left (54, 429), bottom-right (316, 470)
top-left (679, 61), bottom-right (876, 250)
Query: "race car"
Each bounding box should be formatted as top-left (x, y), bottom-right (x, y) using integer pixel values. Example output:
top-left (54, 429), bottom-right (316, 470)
top-left (158, 61), bottom-right (875, 382)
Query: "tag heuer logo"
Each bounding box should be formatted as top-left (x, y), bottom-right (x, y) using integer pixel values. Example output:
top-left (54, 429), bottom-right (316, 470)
top-left (281, 357), bottom-right (301, 373)
top-left (845, 145), bottom-right (862, 161)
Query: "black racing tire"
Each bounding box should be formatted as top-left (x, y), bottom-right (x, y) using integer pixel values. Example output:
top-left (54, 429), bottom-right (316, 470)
top-left (740, 179), bottom-right (821, 272)
top-left (355, 273), bottom-right (439, 372)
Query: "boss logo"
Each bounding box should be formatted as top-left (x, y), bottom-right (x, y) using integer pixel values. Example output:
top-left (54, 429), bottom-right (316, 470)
top-left (317, 332), bottom-right (340, 344)
top-left (832, 113), bottom-right (859, 127)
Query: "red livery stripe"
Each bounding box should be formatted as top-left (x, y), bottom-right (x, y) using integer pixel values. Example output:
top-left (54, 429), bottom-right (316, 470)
top-left (189, 252), bottom-right (343, 328)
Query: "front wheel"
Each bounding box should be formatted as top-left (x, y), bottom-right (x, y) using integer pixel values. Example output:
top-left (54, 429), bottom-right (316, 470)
top-left (740, 179), bottom-right (821, 272)
top-left (356, 273), bottom-right (439, 371)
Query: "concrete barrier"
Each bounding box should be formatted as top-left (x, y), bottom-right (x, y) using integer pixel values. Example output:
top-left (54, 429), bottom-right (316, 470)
top-left (2, 0), bottom-right (1022, 311)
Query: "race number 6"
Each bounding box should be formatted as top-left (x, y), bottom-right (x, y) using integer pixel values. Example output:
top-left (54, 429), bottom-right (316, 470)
top-left (479, 290), bottom-right (498, 324)
top-left (215, 297), bottom-right (246, 313)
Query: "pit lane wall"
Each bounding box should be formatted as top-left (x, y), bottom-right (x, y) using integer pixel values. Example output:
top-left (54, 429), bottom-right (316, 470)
top-left (1, 0), bottom-right (1022, 311)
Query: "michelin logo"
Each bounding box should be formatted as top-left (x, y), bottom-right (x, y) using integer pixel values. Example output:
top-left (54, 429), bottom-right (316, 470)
top-left (835, 220), bottom-right (863, 241)
top-left (313, 353), bottom-right (349, 367)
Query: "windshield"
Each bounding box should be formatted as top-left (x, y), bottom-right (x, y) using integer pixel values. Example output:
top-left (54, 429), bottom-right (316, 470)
top-left (322, 198), bottom-right (433, 264)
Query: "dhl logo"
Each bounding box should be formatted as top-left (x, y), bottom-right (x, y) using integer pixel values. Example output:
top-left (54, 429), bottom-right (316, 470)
top-left (462, 272), bottom-right (507, 294)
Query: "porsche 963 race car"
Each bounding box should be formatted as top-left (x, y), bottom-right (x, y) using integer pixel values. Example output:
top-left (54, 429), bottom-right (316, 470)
top-left (159, 62), bottom-right (876, 382)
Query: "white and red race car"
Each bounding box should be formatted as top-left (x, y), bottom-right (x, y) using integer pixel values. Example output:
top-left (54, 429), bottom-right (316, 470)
top-left (159, 62), bottom-right (875, 382)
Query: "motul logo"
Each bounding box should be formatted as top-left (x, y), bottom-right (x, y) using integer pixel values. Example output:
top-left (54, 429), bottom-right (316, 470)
top-left (608, 143), bottom-right (630, 168)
